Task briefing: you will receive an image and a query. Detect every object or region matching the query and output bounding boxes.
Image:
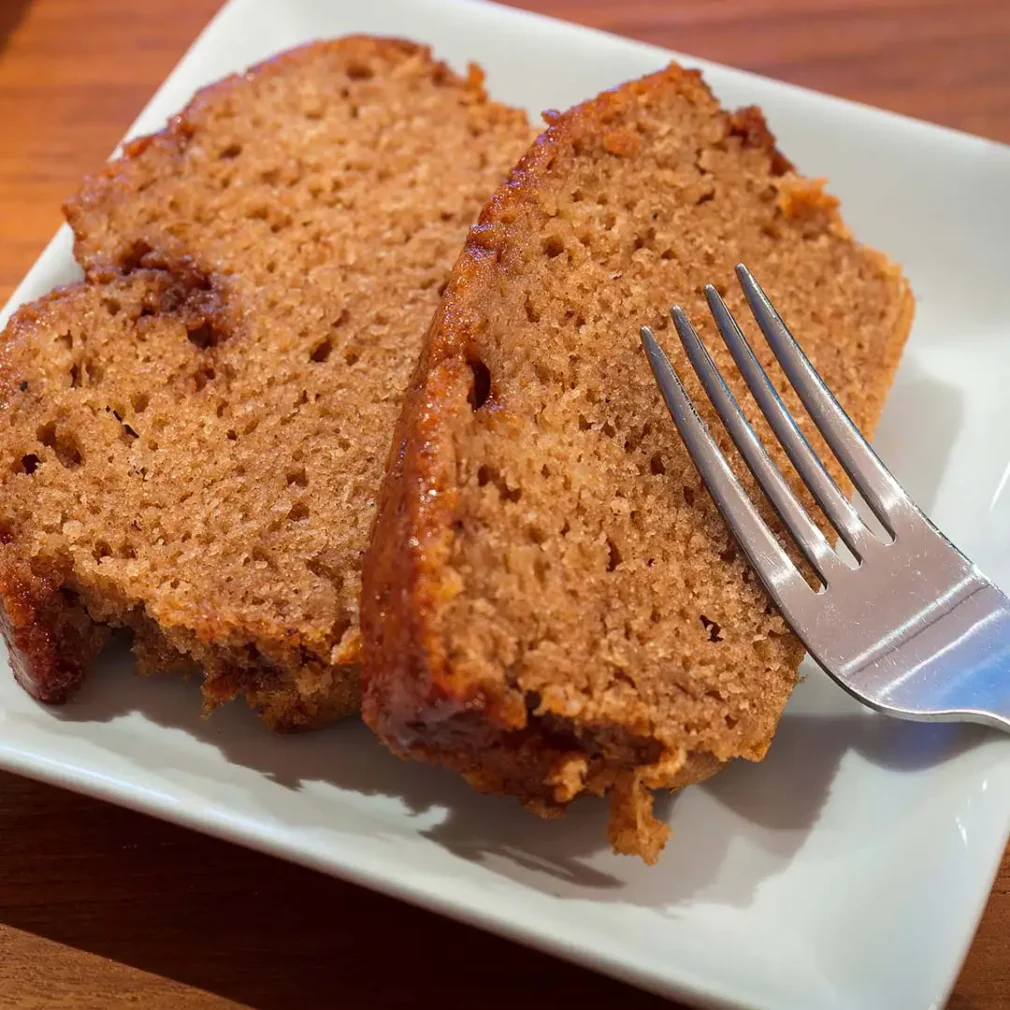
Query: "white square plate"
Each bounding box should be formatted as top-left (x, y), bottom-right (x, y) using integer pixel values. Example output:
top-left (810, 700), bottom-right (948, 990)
top-left (2, 2), bottom-right (1009, 1007)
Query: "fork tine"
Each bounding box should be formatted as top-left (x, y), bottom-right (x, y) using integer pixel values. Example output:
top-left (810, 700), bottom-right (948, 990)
top-left (704, 285), bottom-right (874, 559)
top-left (735, 264), bottom-right (910, 533)
top-left (639, 325), bottom-right (811, 609)
top-left (670, 306), bottom-right (840, 584)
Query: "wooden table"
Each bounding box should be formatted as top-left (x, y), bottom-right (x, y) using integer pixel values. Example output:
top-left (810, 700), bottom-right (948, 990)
top-left (1, 1), bottom-right (1008, 1006)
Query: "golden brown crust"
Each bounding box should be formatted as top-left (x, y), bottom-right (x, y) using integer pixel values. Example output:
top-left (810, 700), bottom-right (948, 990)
top-left (362, 60), bottom-right (914, 860)
top-left (0, 557), bottom-right (109, 704)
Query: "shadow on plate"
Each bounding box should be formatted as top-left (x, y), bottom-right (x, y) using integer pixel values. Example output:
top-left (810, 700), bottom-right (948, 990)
top-left (45, 638), bottom-right (987, 912)
top-left (873, 359), bottom-right (963, 516)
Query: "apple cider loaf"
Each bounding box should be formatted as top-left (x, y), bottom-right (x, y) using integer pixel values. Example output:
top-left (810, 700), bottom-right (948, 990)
top-left (361, 62), bottom-right (913, 860)
top-left (0, 37), bottom-right (534, 728)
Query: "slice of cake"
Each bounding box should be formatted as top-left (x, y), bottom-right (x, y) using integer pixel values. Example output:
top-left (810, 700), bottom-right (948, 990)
top-left (361, 62), bottom-right (913, 860)
top-left (0, 37), bottom-right (534, 728)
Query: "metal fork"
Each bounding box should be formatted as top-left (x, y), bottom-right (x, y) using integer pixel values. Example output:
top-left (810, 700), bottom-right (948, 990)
top-left (640, 264), bottom-right (1010, 732)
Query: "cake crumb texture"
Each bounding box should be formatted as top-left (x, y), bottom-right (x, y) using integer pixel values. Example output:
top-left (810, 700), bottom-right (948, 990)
top-left (361, 62), bottom-right (914, 858)
top-left (0, 37), bottom-right (534, 727)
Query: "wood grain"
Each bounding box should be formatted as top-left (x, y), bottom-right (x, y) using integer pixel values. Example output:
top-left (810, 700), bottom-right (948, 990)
top-left (0, 1), bottom-right (1007, 1007)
